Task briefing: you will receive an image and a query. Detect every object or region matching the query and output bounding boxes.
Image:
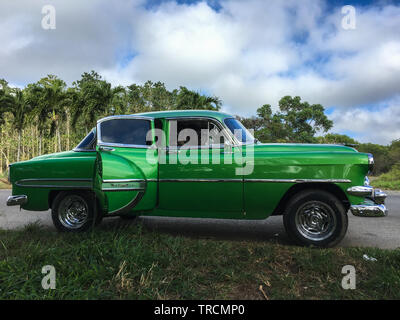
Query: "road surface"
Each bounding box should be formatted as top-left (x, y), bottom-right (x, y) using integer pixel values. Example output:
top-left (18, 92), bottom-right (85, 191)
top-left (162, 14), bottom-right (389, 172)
top-left (0, 189), bottom-right (399, 249)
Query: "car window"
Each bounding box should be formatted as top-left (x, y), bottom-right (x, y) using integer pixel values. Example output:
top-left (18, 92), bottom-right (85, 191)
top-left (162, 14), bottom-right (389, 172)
top-left (224, 118), bottom-right (255, 143)
top-left (75, 129), bottom-right (96, 150)
top-left (100, 119), bottom-right (151, 146)
top-left (169, 118), bottom-right (227, 147)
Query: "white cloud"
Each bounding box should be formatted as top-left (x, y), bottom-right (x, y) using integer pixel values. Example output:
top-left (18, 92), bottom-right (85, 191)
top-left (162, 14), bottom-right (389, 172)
top-left (330, 96), bottom-right (400, 145)
top-left (1, 0), bottom-right (400, 143)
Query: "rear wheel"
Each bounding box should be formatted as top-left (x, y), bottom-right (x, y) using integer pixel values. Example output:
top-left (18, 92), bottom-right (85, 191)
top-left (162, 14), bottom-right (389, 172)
top-left (283, 190), bottom-right (348, 247)
top-left (51, 191), bottom-right (99, 232)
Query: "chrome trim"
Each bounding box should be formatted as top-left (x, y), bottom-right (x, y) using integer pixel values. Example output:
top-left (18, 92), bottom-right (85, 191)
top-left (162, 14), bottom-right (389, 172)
top-left (160, 178), bottom-right (242, 182)
top-left (373, 189), bottom-right (387, 204)
top-left (347, 186), bottom-right (373, 197)
top-left (245, 178), bottom-right (351, 183)
top-left (15, 178), bottom-right (93, 189)
top-left (99, 146), bottom-right (115, 152)
top-left (97, 115), bottom-right (154, 124)
top-left (7, 195), bottom-right (28, 206)
top-left (350, 204), bottom-right (387, 217)
top-left (73, 148), bottom-right (96, 152)
top-left (346, 185), bottom-right (387, 204)
top-left (368, 153), bottom-right (374, 174)
top-left (98, 142), bottom-right (152, 149)
top-left (103, 179), bottom-right (146, 183)
top-left (101, 179), bottom-right (146, 192)
top-left (158, 178), bottom-right (350, 183)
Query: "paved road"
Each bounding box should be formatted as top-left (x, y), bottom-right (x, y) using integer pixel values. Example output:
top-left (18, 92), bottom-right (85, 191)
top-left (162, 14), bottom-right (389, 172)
top-left (1, 189), bottom-right (399, 249)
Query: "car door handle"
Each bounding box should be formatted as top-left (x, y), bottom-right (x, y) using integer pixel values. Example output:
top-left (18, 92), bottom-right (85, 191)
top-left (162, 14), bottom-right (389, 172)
top-left (99, 146), bottom-right (115, 152)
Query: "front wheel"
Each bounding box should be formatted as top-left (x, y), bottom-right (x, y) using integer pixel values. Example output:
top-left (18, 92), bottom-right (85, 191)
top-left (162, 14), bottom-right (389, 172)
top-left (283, 190), bottom-right (348, 247)
top-left (51, 191), bottom-right (99, 232)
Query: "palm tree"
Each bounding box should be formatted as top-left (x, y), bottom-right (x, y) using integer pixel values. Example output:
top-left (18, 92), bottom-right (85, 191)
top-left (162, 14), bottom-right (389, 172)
top-left (28, 75), bottom-right (69, 153)
top-left (0, 88), bottom-right (32, 161)
top-left (176, 86), bottom-right (221, 110)
top-left (71, 71), bottom-right (128, 132)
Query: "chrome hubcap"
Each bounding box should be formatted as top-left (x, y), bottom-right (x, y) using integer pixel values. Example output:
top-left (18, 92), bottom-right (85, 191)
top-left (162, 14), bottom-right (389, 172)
top-left (295, 201), bottom-right (337, 241)
top-left (58, 195), bottom-right (89, 229)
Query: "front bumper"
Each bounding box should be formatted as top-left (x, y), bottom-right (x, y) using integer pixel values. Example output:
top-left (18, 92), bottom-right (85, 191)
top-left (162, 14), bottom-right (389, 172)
top-left (6, 195), bottom-right (28, 206)
top-left (347, 185), bottom-right (388, 217)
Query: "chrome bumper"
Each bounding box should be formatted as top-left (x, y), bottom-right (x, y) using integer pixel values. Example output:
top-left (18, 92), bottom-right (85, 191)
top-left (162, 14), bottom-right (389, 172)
top-left (6, 195), bottom-right (28, 206)
top-left (347, 184), bottom-right (388, 217)
top-left (350, 203), bottom-right (388, 217)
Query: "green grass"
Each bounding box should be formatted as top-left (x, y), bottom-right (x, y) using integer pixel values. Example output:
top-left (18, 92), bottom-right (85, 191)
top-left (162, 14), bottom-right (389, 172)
top-left (373, 163), bottom-right (400, 190)
top-left (0, 221), bottom-right (399, 299)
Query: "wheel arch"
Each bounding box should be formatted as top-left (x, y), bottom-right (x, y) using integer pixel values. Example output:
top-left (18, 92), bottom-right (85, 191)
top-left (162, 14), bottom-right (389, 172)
top-left (272, 183), bottom-right (350, 216)
top-left (48, 189), bottom-right (102, 213)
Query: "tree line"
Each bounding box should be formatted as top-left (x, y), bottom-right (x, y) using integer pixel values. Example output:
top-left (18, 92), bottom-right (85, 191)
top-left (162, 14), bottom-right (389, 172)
top-left (0, 71), bottom-right (398, 176)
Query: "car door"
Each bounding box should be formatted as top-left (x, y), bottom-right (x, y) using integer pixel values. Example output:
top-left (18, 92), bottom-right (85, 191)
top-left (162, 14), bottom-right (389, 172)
top-left (158, 117), bottom-right (244, 216)
top-left (95, 116), bottom-right (158, 215)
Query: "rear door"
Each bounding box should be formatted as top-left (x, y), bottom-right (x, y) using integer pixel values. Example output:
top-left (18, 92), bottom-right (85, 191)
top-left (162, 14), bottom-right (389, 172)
top-left (95, 116), bottom-right (158, 215)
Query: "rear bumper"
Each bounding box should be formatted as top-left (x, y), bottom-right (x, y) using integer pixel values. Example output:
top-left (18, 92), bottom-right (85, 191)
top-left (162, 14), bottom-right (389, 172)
top-left (347, 185), bottom-right (388, 217)
top-left (6, 195), bottom-right (28, 206)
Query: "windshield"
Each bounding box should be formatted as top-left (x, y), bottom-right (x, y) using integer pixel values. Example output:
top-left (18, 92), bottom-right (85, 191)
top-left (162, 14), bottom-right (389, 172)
top-left (74, 129), bottom-right (96, 151)
top-left (224, 118), bottom-right (255, 144)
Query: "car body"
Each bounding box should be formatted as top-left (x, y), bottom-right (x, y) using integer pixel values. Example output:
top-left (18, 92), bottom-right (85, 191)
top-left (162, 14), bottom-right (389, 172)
top-left (6, 110), bottom-right (388, 247)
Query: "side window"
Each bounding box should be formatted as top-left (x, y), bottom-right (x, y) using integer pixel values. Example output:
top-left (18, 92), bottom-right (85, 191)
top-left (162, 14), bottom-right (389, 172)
top-left (75, 129), bottom-right (96, 151)
top-left (99, 119), bottom-right (151, 146)
top-left (169, 119), bottom-right (227, 148)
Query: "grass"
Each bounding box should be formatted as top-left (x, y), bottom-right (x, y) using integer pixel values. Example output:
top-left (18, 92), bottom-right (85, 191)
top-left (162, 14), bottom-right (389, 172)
top-left (0, 221), bottom-right (399, 300)
top-left (373, 164), bottom-right (400, 190)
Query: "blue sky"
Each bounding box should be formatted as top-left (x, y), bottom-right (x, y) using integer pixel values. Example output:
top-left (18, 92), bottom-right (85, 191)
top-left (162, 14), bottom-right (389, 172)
top-left (0, 0), bottom-right (400, 144)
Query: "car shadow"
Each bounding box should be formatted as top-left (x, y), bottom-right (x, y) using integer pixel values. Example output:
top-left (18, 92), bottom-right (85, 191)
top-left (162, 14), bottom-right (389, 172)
top-left (102, 215), bottom-right (292, 244)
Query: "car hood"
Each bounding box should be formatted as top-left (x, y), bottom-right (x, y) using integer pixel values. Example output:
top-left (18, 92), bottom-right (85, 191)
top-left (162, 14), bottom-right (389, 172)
top-left (31, 150), bottom-right (95, 161)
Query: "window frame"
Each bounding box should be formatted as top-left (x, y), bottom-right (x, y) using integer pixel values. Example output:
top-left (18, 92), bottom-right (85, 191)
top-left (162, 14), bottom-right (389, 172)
top-left (223, 117), bottom-right (256, 145)
top-left (165, 116), bottom-right (236, 150)
top-left (73, 128), bottom-right (97, 152)
top-left (97, 115), bottom-right (155, 149)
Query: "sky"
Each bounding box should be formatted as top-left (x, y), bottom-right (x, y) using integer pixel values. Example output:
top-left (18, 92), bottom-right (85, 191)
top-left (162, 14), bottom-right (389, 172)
top-left (0, 0), bottom-right (400, 144)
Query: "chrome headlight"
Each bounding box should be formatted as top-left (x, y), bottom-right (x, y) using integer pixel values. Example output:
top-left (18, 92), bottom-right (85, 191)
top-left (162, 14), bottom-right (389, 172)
top-left (367, 153), bottom-right (374, 174)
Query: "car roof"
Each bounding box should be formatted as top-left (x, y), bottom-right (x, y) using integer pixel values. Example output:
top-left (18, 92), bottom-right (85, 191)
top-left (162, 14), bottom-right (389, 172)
top-left (133, 110), bottom-right (234, 122)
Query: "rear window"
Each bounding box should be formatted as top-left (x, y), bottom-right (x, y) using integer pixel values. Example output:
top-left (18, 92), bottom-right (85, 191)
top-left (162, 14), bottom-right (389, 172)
top-left (100, 119), bottom-right (151, 146)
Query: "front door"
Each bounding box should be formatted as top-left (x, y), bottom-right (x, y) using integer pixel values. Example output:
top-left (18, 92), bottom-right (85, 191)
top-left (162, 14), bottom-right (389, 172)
top-left (95, 116), bottom-right (158, 215)
top-left (158, 117), bottom-right (243, 216)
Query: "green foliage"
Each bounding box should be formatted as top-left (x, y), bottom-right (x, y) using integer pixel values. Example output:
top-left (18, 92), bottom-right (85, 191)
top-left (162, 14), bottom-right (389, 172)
top-left (239, 96), bottom-right (333, 143)
top-left (0, 72), bottom-right (223, 171)
top-left (374, 163), bottom-right (400, 190)
top-left (316, 133), bottom-right (358, 145)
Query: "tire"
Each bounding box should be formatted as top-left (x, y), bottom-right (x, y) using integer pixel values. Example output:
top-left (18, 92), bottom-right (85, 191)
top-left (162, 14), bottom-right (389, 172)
top-left (51, 191), bottom-right (100, 232)
top-left (283, 189), bottom-right (348, 248)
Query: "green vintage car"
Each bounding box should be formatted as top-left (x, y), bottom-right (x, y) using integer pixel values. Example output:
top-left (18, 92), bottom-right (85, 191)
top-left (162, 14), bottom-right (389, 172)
top-left (7, 110), bottom-right (387, 247)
